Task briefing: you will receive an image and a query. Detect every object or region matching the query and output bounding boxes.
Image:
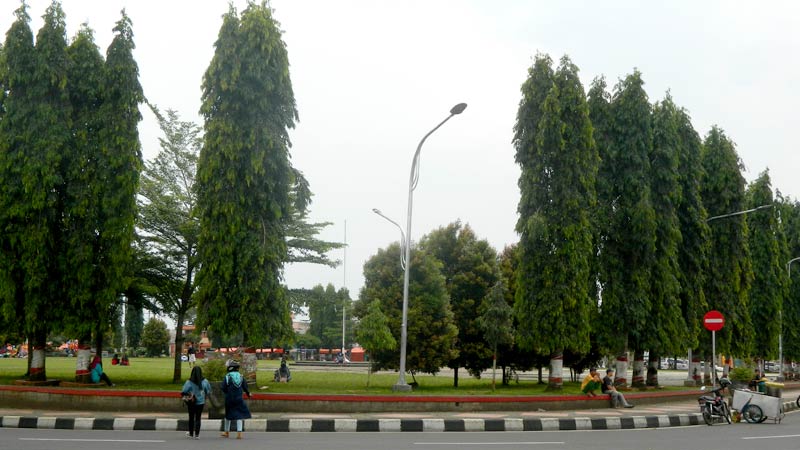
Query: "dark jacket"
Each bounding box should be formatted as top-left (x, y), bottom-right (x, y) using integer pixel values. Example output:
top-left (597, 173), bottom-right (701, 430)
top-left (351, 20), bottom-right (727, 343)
top-left (221, 371), bottom-right (251, 420)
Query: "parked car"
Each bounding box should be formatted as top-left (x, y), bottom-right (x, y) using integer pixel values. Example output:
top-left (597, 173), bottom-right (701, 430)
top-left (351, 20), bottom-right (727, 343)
top-left (674, 359), bottom-right (689, 370)
top-left (699, 361), bottom-right (722, 371)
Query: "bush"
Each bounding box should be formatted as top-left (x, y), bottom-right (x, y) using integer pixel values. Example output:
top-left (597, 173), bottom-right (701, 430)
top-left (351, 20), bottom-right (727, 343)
top-left (201, 358), bottom-right (227, 381)
top-left (730, 366), bottom-right (754, 382)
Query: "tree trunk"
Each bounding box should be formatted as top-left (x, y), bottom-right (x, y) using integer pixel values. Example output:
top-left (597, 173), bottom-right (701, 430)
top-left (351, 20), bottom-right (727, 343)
top-left (615, 349), bottom-right (629, 388)
top-left (242, 347), bottom-right (258, 384)
top-left (75, 333), bottom-right (92, 383)
top-left (366, 356), bottom-right (372, 388)
top-left (690, 351), bottom-right (702, 385)
top-left (547, 350), bottom-right (564, 390)
top-left (631, 349), bottom-right (646, 388)
top-left (94, 323), bottom-right (104, 365)
top-left (646, 352), bottom-right (659, 386)
top-left (173, 310), bottom-right (185, 383)
top-left (29, 331), bottom-right (47, 381)
top-left (491, 349), bottom-right (497, 391)
top-left (453, 365), bottom-right (459, 388)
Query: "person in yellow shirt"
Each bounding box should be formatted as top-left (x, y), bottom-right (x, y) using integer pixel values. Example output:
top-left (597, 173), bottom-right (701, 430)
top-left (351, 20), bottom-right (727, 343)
top-left (581, 367), bottom-right (602, 397)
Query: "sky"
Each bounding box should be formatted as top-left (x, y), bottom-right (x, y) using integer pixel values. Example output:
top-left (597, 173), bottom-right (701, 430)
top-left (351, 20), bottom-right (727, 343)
top-left (1, 0), bottom-right (799, 300)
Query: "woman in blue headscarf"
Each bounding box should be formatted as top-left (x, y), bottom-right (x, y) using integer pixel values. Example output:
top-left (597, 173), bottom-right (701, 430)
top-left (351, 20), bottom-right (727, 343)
top-left (220, 360), bottom-right (251, 439)
top-left (181, 366), bottom-right (211, 439)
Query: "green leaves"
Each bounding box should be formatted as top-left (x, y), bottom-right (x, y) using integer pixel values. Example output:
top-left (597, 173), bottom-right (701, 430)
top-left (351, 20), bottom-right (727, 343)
top-left (514, 54), bottom-right (597, 359)
top-left (701, 126), bottom-right (753, 356)
top-left (195, 3), bottom-right (297, 345)
top-left (355, 243), bottom-right (457, 375)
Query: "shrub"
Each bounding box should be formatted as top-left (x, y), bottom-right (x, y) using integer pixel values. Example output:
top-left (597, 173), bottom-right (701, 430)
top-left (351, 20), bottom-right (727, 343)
top-left (201, 358), bottom-right (227, 381)
top-left (729, 366), bottom-right (754, 382)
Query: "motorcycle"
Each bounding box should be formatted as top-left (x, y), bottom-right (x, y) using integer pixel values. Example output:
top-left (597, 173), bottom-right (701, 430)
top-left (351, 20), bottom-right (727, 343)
top-left (698, 381), bottom-right (732, 425)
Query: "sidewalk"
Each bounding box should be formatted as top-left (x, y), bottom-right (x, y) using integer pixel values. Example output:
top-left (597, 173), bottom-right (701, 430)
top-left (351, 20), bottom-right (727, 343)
top-left (2, 389), bottom-right (797, 432)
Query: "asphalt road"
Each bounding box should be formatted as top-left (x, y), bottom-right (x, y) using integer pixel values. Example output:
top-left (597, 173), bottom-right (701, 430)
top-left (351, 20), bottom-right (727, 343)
top-left (3, 411), bottom-right (799, 450)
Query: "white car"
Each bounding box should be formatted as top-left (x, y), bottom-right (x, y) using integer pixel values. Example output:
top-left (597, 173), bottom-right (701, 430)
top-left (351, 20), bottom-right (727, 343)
top-left (674, 360), bottom-right (689, 370)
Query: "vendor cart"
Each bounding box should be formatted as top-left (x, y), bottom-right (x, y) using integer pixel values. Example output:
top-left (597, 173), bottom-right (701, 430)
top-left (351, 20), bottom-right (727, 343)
top-left (732, 388), bottom-right (784, 423)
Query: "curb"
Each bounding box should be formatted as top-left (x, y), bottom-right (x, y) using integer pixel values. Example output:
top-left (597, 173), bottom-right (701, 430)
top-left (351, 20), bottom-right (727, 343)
top-left (0, 414), bottom-right (705, 432)
top-left (2, 399), bottom-right (796, 432)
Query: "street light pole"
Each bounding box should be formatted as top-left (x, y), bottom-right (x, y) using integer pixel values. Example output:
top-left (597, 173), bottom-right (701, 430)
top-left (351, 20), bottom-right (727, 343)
top-left (706, 204), bottom-right (773, 222)
top-left (372, 208), bottom-right (406, 270)
top-left (375, 103), bottom-right (467, 392)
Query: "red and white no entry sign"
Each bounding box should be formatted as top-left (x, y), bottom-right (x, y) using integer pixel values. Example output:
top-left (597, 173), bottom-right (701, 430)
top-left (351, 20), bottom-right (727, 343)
top-left (703, 310), bottom-right (725, 331)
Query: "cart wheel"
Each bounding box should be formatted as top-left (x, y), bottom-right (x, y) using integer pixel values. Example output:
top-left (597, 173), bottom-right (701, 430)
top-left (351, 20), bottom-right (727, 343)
top-left (742, 404), bottom-right (764, 423)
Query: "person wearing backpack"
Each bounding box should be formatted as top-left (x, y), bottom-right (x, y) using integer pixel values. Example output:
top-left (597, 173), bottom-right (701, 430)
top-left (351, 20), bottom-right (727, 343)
top-left (181, 366), bottom-right (212, 439)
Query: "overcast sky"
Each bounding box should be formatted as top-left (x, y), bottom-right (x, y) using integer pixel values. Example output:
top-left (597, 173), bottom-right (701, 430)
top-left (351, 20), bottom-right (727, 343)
top-left (2, 1), bottom-right (798, 299)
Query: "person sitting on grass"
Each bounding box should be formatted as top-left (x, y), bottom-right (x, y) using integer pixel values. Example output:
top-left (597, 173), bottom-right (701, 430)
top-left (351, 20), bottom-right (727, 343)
top-left (581, 367), bottom-right (602, 397)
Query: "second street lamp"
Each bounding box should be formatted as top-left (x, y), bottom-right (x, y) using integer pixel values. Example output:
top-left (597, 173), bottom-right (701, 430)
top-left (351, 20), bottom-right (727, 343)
top-left (375, 103), bottom-right (467, 392)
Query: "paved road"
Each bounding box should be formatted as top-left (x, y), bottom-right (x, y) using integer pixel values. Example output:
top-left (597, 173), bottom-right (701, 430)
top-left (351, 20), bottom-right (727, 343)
top-left (2, 410), bottom-right (798, 450)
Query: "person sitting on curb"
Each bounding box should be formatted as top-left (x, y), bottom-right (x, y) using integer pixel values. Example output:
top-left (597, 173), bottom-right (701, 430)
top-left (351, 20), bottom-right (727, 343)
top-left (581, 367), bottom-right (602, 397)
top-left (602, 368), bottom-right (634, 408)
top-left (89, 355), bottom-right (115, 387)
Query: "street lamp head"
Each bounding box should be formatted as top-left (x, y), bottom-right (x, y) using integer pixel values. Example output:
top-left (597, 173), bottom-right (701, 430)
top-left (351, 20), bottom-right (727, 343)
top-left (372, 208), bottom-right (381, 215)
top-left (450, 103), bottom-right (468, 115)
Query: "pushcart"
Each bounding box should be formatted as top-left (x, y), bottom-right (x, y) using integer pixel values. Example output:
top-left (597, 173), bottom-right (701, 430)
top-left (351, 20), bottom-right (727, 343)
top-left (732, 388), bottom-right (784, 423)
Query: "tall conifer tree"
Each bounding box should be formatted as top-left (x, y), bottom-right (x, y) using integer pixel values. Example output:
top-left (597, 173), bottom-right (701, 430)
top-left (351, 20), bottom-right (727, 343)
top-left (594, 71), bottom-right (657, 387)
top-left (94, 9), bottom-right (143, 355)
top-left (701, 126), bottom-right (753, 364)
top-left (63, 24), bottom-right (106, 379)
top-left (196, 4), bottom-right (297, 345)
top-left (0, 2), bottom-right (36, 378)
top-left (745, 171), bottom-right (784, 362)
top-left (645, 95), bottom-right (687, 385)
top-left (514, 56), bottom-right (598, 389)
top-left (0, 2), bottom-right (72, 380)
top-left (778, 197), bottom-right (800, 361)
top-left (674, 107), bottom-right (710, 369)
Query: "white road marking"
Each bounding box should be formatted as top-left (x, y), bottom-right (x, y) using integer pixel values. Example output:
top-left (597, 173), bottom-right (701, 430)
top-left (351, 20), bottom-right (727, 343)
top-left (414, 442), bottom-right (564, 446)
top-left (20, 438), bottom-right (166, 443)
top-left (742, 434), bottom-right (800, 440)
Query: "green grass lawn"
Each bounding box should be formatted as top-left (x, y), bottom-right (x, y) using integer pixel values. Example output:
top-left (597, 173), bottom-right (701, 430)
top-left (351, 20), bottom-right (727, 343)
top-left (0, 357), bottom-right (684, 396)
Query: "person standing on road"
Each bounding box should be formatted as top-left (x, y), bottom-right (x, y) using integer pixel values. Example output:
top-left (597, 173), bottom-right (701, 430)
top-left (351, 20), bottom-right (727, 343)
top-left (221, 361), bottom-right (251, 439)
top-left (181, 366), bottom-right (212, 439)
top-left (602, 369), bottom-right (634, 408)
top-left (581, 368), bottom-right (602, 396)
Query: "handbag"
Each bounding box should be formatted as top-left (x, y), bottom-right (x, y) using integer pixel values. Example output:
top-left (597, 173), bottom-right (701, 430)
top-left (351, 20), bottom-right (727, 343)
top-left (181, 392), bottom-right (196, 405)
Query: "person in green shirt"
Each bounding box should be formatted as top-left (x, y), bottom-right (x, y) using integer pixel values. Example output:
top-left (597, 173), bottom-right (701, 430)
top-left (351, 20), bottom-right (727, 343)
top-left (581, 367), bottom-right (602, 396)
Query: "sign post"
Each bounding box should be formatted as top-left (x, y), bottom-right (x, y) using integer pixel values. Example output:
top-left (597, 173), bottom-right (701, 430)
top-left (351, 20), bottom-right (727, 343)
top-left (703, 310), bottom-right (725, 387)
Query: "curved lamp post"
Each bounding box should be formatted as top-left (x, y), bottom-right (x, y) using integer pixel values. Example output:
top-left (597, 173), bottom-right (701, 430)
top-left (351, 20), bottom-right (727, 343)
top-left (372, 208), bottom-right (406, 270)
top-left (706, 204), bottom-right (773, 222)
top-left (374, 103), bottom-right (467, 391)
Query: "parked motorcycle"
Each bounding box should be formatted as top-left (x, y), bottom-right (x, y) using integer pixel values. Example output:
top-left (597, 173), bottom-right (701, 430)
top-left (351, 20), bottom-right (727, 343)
top-left (698, 378), bottom-right (733, 425)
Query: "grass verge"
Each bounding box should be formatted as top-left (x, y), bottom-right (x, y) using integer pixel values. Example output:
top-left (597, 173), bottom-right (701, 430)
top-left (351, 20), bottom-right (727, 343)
top-left (0, 357), bottom-right (686, 395)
